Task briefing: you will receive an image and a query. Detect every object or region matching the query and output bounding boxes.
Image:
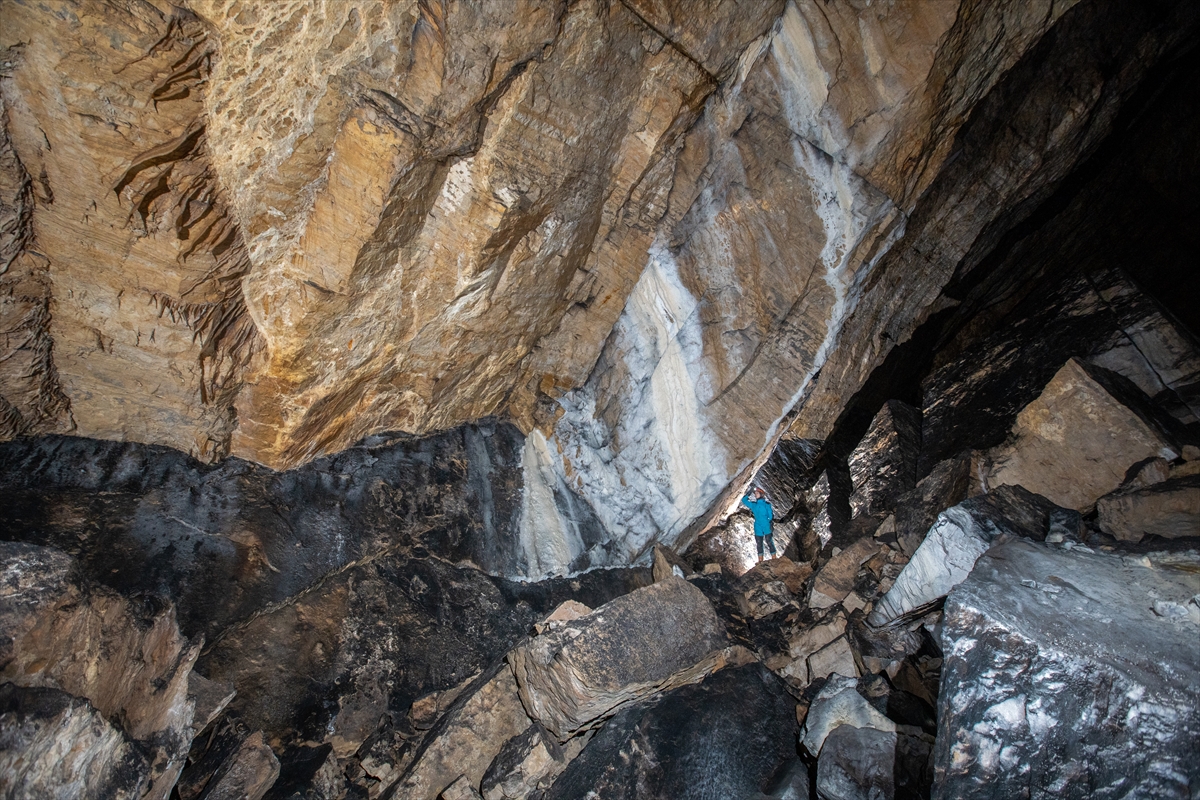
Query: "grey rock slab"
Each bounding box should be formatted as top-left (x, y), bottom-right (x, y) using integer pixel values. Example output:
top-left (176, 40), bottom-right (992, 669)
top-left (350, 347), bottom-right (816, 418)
top-left (816, 723), bottom-right (933, 800)
top-left (200, 730), bottom-right (280, 800)
top-left (800, 674), bottom-right (895, 757)
top-left (806, 637), bottom-right (859, 684)
top-left (848, 400), bottom-right (922, 518)
top-left (934, 539), bottom-right (1200, 799)
top-left (868, 485), bottom-right (1068, 626)
top-left (507, 577), bottom-right (730, 740)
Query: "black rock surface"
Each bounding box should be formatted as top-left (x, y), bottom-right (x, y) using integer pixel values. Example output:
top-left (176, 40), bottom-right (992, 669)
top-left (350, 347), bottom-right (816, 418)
top-left (542, 663), bottom-right (800, 800)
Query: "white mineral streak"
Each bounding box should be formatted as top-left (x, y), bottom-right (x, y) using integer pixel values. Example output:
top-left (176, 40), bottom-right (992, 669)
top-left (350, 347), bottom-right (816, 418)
top-left (519, 429), bottom-right (587, 578)
top-left (546, 242), bottom-right (725, 567)
top-left (525, 8), bottom-right (907, 574)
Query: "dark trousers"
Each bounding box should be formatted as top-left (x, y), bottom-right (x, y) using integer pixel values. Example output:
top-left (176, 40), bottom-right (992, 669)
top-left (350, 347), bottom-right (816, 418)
top-left (754, 533), bottom-right (776, 557)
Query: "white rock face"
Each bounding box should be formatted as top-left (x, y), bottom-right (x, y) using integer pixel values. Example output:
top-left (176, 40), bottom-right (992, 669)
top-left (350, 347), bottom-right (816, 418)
top-left (867, 506), bottom-right (996, 627)
top-left (800, 674), bottom-right (895, 757)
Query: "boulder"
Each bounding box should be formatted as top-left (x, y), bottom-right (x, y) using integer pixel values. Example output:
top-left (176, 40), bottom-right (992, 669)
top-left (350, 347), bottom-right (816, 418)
top-left (983, 359), bottom-right (1181, 511)
top-left (440, 776), bottom-right (484, 800)
top-left (810, 538), bottom-right (882, 610)
top-left (542, 664), bottom-right (799, 800)
top-left (816, 723), bottom-right (933, 800)
top-left (1096, 474), bottom-right (1200, 542)
top-left (507, 577), bottom-right (730, 740)
top-left (799, 674), bottom-right (895, 757)
top-left (806, 637), bottom-right (859, 684)
top-left (187, 673), bottom-right (236, 737)
top-left (868, 486), bottom-right (1068, 626)
top-left (934, 539), bottom-right (1200, 799)
top-left (893, 454), bottom-right (971, 556)
top-left (0, 683), bottom-right (150, 800)
top-left (848, 400), bottom-right (923, 518)
top-left (480, 723), bottom-right (587, 800)
top-left (390, 665), bottom-right (533, 800)
top-left (651, 545), bottom-right (694, 583)
top-left (196, 731), bottom-right (280, 800)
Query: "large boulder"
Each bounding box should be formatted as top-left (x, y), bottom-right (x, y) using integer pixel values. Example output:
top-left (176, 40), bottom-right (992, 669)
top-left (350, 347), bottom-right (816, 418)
top-left (868, 486), bottom-right (1066, 626)
top-left (892, 454), bottom-right (971, 556)
top-left (934, 539), bottom-right (1200, 799)
top-left (542, 664), bottom-right (800, 800)
top-left (507, 577), bottom-right (731, 740)
top-left (816, 723), bottom-right (933, 800)
top-left (983, 358), bottom-right (1181, 511)
top-left (800, 674), bottom-right (895, 757)
top-left (1096, 474), bottom-right (1200, 542)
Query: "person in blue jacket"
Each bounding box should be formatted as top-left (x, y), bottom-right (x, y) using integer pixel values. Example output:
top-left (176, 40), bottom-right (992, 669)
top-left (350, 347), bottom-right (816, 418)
top-left (742, 486), bottom-right (776, 563)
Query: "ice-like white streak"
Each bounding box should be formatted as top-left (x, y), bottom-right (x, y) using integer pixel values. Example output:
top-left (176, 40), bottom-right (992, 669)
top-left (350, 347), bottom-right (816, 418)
top-left (519, 429), bottom-right (585, 578)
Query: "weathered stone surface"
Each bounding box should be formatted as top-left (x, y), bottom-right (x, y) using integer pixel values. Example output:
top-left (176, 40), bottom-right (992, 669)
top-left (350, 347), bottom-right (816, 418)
top-left (187, 672), bottom-right (236, 737)
top-left (390, 665), bottom-right (532, 800)
top-left (198, 730), bottom-right (280, 800)
top-left (816, 723), bottom-right (932, 800)
top-left (0, 683), bottom-right (153, 800)
top-left (800, 674), bottom-right (894, 757)
top-left (810, 537), bottom-right (879, 610)
top-left (440, 776), bottom-right (484, 800)
top-left (1096, 474), bottom-right (1200, 542)
top-left (651, 544), bottom-right (693, 583)
top-left (480, 722), bottom-right (585, 800)
top-left (0, 541), bottom-right (198, 799)
top-left (893, 454), bottom-right (971, 556)
top-left (806, 637), bottom-right (859, 684)
top-left (508, 577), bottom-right (729, 739)
top-left (848, 400), bottom-right (922, 518)
top-left (543, 664), bottom-right (799, 800)
top-left (868, 486), bottom-right (1069, 626)
top-left (935, 539), bottom-right (1200, 799)
top-left (983, 358), bottom-right (1181, 510)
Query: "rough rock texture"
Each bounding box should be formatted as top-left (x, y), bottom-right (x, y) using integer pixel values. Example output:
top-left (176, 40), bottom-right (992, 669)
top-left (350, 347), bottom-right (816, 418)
top-left (868, 486), bottom-right (1065, 626)
top-left (816, 723), bottom-right (933, 800)
top-left (847, 400), bottom-right (921, 518)
top-left (4, 0), bottom-right (1185, 575)
top-left (194, 730), bottom-right (280, 800)
top-left (800, 674), bottom-right (894, 757)
top-left (388, 665), bottom-right (532, 800)
top-left (935, 539), bottom-right (1200, 799)
top-left (1096, 474), bottom-right (1200, 542)
top-left (0, 683), bottom-right (151, 800)
top-left (983, 358), bottom-right (1182, 511)
top-left (479, 722), bottom-right (584, 800)
top-left (810, 537), bottom-right (879, 610)
top-left (508, 577), bottom-right (730, 739)
top-left (0, 541), bottom-right (199, 799)
top-left (542, 663), bottom-right (799, 800)
top-left (892, 454), bottom-right (971, 555)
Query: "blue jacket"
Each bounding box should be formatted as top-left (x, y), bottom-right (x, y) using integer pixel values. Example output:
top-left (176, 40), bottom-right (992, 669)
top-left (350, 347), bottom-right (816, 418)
top-left (741, 494), bottom-right (774, 537)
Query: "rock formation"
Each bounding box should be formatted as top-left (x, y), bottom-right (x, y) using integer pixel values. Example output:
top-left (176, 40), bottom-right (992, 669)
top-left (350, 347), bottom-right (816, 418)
top-left (1, 0), bottom-right (1200, 797)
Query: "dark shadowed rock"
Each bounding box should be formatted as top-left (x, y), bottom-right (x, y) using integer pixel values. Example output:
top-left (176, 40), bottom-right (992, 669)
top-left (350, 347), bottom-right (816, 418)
top-left (1097, 474), bottom-right (1200, 542)
top-left (848, 401), bottom-right (922, 519)
top-left (868, 486), bottom-right (1070, 626)
top-left (0, 683), bottom-right (150, 800)
top-left (816, 723), bottom-right (933, 800)
top-left (508, 577), bottom-right (731, 740)
top-left (934, 539), bottom-right (1200, 799)
top-left (542, 664), bottom-right (799, 800)
top-left (893, 454), bottom-right (970, 555)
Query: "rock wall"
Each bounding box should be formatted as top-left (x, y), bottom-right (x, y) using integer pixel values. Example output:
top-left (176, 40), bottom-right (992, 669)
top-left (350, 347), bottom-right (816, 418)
top-left (1, 0), bottom-right (1197, 579)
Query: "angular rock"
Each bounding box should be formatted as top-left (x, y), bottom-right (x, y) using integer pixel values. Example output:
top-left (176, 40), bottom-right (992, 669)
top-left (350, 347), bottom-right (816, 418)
top-left (543, 664), bottom-right (799, 800)
top-left (390, 665), bottom-right (533, 800)
top-left (810, 538), bottom-right (880, 610)
top-left (806, 637), bottom-right (859, 684)
top-left (651, 545), bottom-right (693, 583)
top-left (480, 723), bottom-right (586, 800)
top-left (788, 611), bottom-right (848, 663)
top-left (0, 683), bottom-right (150, 800)
top-left (934, 539), bottom-right (1200, 799)
top-left (984, 359), bottom-right (1181, 510)
top-left (0, 541), bottom-right (199, 799)
top-left (816, 723), bottom-right (933, 800)
top-left (799, 674), bottom-right (895, 757)
top-left (187, 672), bottom-right (236, 737)
top-left (199, 730), bottom-right (280, 800)
top-left (868, 486), bottom-right (1068, 626)
top-left (508, 577), bottom-right (730, 740)
top-left (441, 775), bottom-right (484, 800)
top-left (737, 556), bottom-right (814, 596)
top-left (848, 400), bottom-right (922, 518)
top-left (739, 580), bottom-right (798, 619)
top-left (1096, 474), bottom-right (1200, 542)
top-left (893, 454), bottom-right (971, 556)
